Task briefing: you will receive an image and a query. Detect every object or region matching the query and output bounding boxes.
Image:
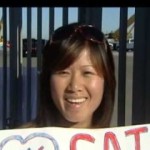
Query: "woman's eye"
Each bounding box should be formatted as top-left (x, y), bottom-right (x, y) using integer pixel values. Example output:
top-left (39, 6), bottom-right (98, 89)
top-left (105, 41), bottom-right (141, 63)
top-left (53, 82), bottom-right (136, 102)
top-left (84, 71), bottom-right (94, 75)
top-left (57, 71), bottom-right (69, 75)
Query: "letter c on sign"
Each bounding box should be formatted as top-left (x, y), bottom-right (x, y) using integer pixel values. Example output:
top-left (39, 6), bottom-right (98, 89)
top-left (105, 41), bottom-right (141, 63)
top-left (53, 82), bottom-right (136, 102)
top-left (70, 133), bottom-right (95, 150)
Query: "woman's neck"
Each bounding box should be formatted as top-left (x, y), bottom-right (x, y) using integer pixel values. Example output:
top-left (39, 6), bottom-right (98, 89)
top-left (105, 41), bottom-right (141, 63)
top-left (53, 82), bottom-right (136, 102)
top-left (53, 114), bottom-right (92, 129)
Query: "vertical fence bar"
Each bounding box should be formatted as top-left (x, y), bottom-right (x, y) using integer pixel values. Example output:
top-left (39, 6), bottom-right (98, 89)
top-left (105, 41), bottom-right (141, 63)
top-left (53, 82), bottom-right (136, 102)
top-left (49, 7), bottom-right (54, 39)
top-left (17, 7), bottom-right (23, 126)
top-left (26, 7), bottom-right (32, 122)
top-left (78, 7), bottom-right (102, 29)
top-left (1, 7), bottom-right (7, 129)
top-left (9, 7), bottom-right (22, 128)
top-left (132, 7), bottom-right (150, 124)
top-left (92, 7), bottom-right (102, 30)
top-left (63, 7), bottom-right (68, 25)
top-left (78, 7), bottom-right (88, 24)
top-left (145, 9), bottom-right (150, 123)
top-left (145, 10), bottom-right (150, 123)
top-left (86, 7), bottom-right (102, 30)
top-left (117, 7), bottom-right (128, 126)
top-left (37, 7), bottom-right (42, 72)
top-left (36, 7), bottom-right (42, 117)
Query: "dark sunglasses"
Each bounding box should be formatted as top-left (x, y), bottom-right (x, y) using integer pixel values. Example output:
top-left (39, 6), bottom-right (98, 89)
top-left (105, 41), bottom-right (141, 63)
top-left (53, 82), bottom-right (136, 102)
top-left (51, 25), bottom-right (107, 49)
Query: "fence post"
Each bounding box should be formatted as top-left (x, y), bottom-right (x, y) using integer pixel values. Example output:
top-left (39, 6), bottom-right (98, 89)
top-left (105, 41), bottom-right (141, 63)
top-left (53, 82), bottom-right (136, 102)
top-left (9, 7), bottom-right (22, 128)
top-left (132, 7), bottom-right (150, 124)
top-left (78, 7), bottom-right (102, 30)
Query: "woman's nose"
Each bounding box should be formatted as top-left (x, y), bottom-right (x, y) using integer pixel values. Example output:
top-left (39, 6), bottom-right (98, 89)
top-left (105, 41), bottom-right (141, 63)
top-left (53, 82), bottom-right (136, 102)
top-left (67, 74), bottom-right (83, 92)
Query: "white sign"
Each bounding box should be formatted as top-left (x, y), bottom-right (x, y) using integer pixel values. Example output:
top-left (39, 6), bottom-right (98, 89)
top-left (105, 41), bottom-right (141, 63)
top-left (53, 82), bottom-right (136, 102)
top-left (0, 124), bottom-right (149, 150)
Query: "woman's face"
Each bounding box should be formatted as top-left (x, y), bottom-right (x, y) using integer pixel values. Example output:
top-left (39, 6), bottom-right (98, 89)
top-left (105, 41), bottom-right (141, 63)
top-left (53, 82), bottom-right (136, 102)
top-left (50, 49), bottom-right (104, 128)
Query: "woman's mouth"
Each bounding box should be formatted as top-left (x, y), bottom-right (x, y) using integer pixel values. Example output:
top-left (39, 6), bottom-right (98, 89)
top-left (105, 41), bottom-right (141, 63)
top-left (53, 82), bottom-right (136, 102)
top-left (65, 98), bottom-right (87, 104)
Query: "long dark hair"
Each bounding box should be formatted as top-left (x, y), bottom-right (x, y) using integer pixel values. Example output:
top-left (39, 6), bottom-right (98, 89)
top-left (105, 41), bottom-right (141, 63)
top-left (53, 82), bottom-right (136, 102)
top-left (34, 22), bottom-right (116, 128)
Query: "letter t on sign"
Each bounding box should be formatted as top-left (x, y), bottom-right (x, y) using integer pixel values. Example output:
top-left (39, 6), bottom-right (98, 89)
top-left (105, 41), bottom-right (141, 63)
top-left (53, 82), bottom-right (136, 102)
top-left (125, 126), bottom-right (148, 150)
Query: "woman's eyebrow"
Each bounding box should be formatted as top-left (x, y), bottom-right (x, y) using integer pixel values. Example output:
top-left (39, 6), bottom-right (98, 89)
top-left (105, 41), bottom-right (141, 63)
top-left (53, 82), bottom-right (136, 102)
top-left (81, 65), bottom-right (94, 67)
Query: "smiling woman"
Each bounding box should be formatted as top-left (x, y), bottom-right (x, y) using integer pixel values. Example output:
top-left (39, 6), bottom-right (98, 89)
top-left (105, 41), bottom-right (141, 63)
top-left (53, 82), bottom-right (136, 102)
top-left (50, 49), bottom-right (105, 128)
top-left (21, 22), bottom-right (116, 129)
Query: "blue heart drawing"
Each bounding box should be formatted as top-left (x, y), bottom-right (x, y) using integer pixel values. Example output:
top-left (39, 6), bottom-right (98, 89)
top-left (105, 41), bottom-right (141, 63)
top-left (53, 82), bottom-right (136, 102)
top-left (0, 132), bottom-right (59, 150)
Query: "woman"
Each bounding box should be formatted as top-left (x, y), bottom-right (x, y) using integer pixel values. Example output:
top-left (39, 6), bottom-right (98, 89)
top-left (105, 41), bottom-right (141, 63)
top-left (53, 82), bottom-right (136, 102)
top-left (23, 22), bottom-right (116, 129)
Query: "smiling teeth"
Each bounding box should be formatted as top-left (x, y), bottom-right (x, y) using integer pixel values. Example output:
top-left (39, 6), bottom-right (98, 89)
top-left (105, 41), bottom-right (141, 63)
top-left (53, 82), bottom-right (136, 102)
top-left (66, 98), bottom-right (86, 103)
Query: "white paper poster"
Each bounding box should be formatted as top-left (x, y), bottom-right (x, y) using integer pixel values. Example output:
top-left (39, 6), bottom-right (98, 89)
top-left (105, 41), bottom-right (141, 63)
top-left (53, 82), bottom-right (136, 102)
top-left (0, 124), bottom-right (149, 150)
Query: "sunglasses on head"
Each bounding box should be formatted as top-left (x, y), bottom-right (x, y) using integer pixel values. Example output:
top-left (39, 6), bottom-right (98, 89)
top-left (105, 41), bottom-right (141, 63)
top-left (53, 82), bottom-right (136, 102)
top-left (51, 24), bottom-right (107, 49)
